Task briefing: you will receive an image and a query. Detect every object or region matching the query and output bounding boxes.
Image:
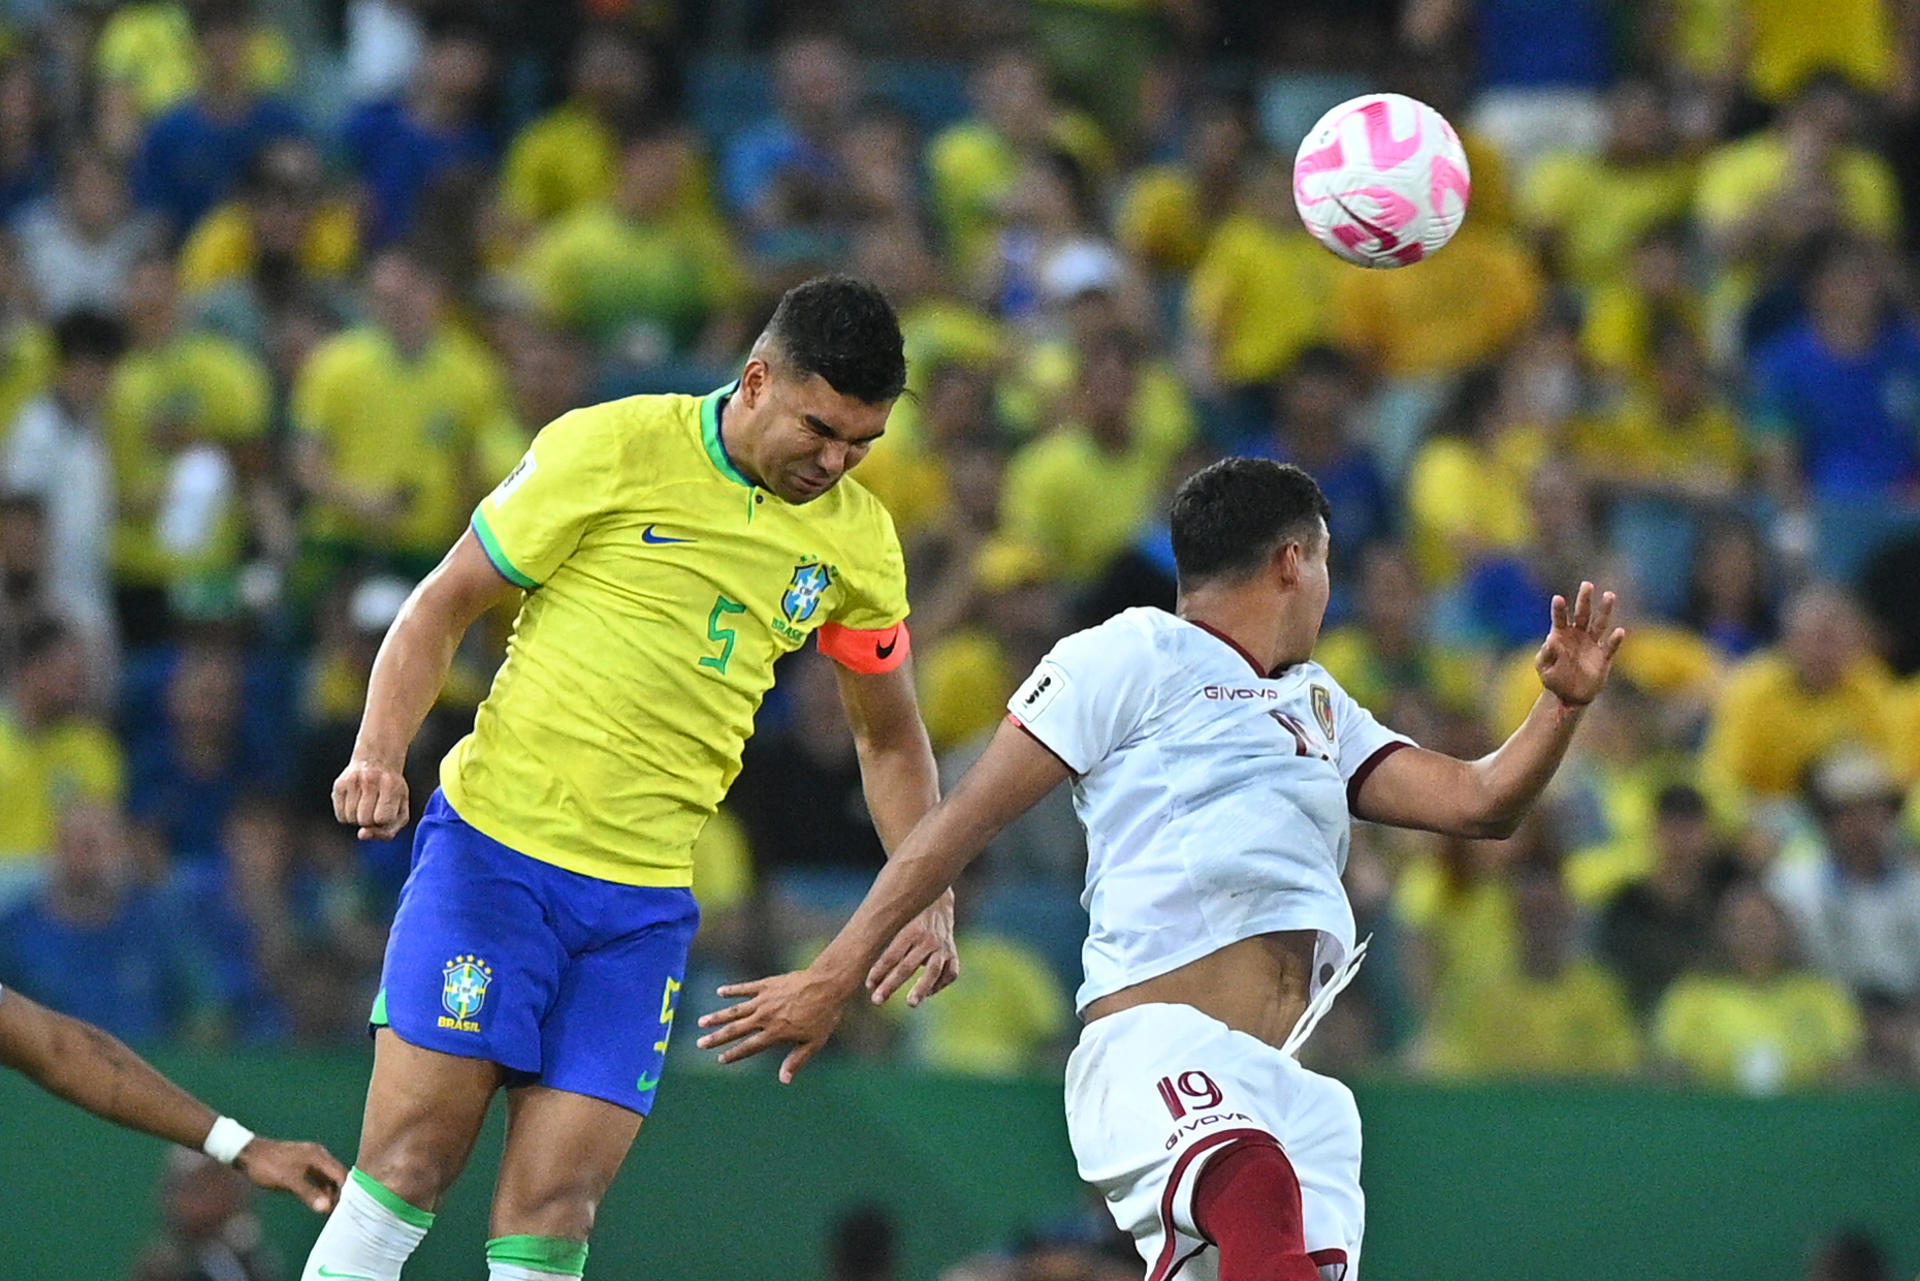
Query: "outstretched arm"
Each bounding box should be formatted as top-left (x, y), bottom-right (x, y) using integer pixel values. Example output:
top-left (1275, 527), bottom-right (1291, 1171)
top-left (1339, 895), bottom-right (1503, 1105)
top-left (834, 658), bottom-right (958, 1006)
top-left (0, 989), bottom-right (346, 1211)
top-left (698, 720), bottom-right (1071, 1080)
top-left (333, 528), bottom-right (520, 839)
top-left (1354, 582), bottom-right (1626, 838)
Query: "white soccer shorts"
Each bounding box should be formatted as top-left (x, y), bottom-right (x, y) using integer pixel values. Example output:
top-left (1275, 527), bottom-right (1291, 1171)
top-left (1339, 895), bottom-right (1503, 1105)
top-left (1064, 1001), bottom-right (1364, 1281)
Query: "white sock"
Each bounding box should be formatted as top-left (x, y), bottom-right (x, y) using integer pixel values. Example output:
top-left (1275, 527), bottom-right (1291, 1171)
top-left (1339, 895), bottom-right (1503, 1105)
top-left (300, 1167), bottom-right (433, 1281)
top-left (488, 1266), bottom-right (578, 1281)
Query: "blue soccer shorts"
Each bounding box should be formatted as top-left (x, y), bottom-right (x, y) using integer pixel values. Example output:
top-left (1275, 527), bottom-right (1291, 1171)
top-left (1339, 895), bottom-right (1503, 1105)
top-left (372, 790), bottom-right (700, 1115)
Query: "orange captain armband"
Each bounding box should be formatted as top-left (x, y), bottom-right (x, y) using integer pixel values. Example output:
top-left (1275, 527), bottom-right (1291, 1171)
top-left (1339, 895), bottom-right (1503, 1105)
top-left (817, 620), bottom-right (911, 674)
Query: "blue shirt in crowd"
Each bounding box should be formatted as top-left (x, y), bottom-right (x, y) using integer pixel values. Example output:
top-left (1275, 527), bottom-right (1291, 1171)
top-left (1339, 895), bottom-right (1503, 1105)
top-left (341, 99), bottom-right (495, 248)
top-left (0, 888), bottom-right (203, 1045)
top-left (1751, 317), bottom-right (1920, 499)
top-left (134, 95), bottom-right (306, 236)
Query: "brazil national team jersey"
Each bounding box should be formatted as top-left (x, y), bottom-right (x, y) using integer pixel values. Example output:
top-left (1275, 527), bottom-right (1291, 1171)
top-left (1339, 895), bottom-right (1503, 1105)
top-left (444, 385), bottom-right (910, 886)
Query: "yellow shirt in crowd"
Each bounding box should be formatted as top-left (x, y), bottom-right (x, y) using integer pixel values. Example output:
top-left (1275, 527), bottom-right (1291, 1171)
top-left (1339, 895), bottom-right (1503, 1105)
top-left (94, 1), bottom-right (290, 116)
top-left (106, 332), bottom-right (271, 586)
top-left (446, 386), bottom-right (910, 887)
top-left (0, 714), bottom-right (124, 862)
top-left (1703, 653), bottom-right (1902, 799)
top-left (178, 201), bottom-right (360, 293)
top-left (1654, 970), bottom-right (1862, 1090)
top-left (1000, 424), bottom-right (1166, 585)
top-left (1425, 962), bottom-right (1642, 1078)
top-left (1186, 213), bottom-right (1336, 386)
top-left (905, 931), bottom-right (1070, 1076)
top-left (1518, 154), bottom-right (1695, 290)
top-left (1332, 227), bottom-right (1545, 380)
top-left (292, 325), bottom-right (506, 558)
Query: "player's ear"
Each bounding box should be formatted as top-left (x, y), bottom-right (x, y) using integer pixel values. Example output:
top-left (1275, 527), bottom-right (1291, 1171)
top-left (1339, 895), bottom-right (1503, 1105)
top-left (738, 355), bottom-right (771, 406)
top-left (1274, 538), bottom-right (1301, 589)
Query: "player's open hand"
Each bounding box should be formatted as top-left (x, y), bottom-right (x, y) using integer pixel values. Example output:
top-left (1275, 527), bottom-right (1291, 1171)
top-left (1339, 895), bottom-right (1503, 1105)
top-left (1536, 582), bottom-right (1626, 707)
top-left (866, 888), bottom-right (959, 1007)
top-left (233, 1137), bottom-right (348, 1213)
top-left (333, 759), bottom-right (409, 840)
top-left (696, 969), bottom-right (850, 1083)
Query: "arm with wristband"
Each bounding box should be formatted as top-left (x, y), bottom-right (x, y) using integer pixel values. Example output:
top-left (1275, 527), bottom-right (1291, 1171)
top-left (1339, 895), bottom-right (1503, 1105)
top-left (0, 986), bottom-right (346, 1211)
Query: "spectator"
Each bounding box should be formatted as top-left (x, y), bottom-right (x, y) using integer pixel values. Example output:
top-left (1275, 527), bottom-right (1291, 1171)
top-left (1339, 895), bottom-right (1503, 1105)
top-left (1000, 329), bottom-right (1175, 585)
top-left (0, 802), bottom-right (204, 1044)
top-left (127, 642), bottom-right (265, 868)
top-left (1243, 346), bottom-right (1394, 577)
top-left (1683, 519), bottom-right (1778, 661)
top-left (1517, 79), bottom-right (1695, 291)
top-left (1314, 542), bottom-right (1478, 714)
top-left (1423, 865), bottom-right (1641, 1077)
top-left (1750, 238), bottom-right (1920, 556)
top-left (178, 136), bottom-right (359, 300)
top-left (2, 309), bottom-right (128, 649)
top-left (133, 1148), bottom-right (281, 1281)
top-left (94, 0), bottom-right (292, 123)
top-left (0, 494), bottom-right (52, 666)
top-left (0, 618), bottom-right (124, 894)
top-left (1598, 783), bottom-right (1743, 1015)
top-left (131, 0), bottom-right (306, 242)
top-left (1575, 319), bottom-right (1747, 506)
top-left (1703, 585), bottom-right (1902, 803)
top-left (291, 248), bottom-right (505, 577)
top-left (341, 18), bottom-right (496, 249)
top-left (1653, 881), bottom-right (1864, 1091)
top-left (499, 24), bottom-right (659, 229)
top-left (977, 149), bottom-right (1123, 328)
top-left (0, 53), bottom-right (54, 224)
top-left (12, 145), bottom-right (161, 318)
top-left (513, 125), bottom-right (746, 364)
top-left (1769, 750), bottom-right (1920, 1002)
top-left (1579, 221), bottom-right (1706, 381)
top-left (1117, 92), bottom-right (1252, 277)
top-left (914, 538), bottom-right (1069, 753)
top-left (106, 255), bottom-right (274, 644)
top-left (1184, 153), bottom-right (1337, 402)
top-left (928, 44), bottom-right (1107, 273)
top-left (722, 33), bottom-right (857, 231)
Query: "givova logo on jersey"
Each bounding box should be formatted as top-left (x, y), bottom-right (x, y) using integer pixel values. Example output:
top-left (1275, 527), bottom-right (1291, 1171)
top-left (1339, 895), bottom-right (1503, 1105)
top-left (439, 955), bottom-right (492, 1033)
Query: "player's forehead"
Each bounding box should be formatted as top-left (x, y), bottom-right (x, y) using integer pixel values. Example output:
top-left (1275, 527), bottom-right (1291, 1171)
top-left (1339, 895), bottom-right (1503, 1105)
top-left (776, 367), bottom-right (892, 443)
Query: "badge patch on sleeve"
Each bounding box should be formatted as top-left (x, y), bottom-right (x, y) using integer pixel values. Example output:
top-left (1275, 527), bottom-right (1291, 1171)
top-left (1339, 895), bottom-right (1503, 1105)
top-left (492, 451), bottom-right (537, 504)
top-left (1014, 660), bottom-right (1068, 719)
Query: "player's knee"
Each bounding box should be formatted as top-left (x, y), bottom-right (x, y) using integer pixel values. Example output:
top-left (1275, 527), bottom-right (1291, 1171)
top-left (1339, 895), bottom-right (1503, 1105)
top-left (491, 1166), bottom-right (614, 1240)
top-left (355, 1133), bottom-right (469, 1210)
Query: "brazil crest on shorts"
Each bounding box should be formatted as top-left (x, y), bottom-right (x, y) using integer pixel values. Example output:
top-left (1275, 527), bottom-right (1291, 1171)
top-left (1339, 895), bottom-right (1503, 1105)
top-left (782, 561), bottom-right (833, 624)
top-left (440, 954), bottom-right (492, 1032)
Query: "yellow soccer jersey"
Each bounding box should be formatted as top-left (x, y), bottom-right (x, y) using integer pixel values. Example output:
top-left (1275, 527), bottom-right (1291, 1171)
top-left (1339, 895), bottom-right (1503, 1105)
top-left (443, 385), bottom-right (910, 886)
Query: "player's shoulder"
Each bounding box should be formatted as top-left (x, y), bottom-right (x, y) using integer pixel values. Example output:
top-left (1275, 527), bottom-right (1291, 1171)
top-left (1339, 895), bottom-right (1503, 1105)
top-left (536, 390), bottom-right (703, 469)
top-left (1049, 606), bottom-right (1177, 670)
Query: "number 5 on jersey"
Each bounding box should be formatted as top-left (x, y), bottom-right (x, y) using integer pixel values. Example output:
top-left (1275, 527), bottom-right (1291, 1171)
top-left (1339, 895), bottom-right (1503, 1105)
top-left (698, 595), bottom-right (748, 675)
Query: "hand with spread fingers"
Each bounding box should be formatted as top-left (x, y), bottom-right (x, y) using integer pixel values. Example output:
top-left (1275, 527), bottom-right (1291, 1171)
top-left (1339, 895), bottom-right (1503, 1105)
top-left (1535, 581), bottom-right (1627, 707)
top-left (865, 888), bottom-right (959, 1006)
top-left (696, 967), bottom-right (856, 1083)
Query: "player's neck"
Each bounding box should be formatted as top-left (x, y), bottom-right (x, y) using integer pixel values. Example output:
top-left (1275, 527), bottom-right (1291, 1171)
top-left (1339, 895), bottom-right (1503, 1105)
top-left (1175, 590), bottom-right (1307, 677)
top-left (716, 389), bottom-right (769, 489)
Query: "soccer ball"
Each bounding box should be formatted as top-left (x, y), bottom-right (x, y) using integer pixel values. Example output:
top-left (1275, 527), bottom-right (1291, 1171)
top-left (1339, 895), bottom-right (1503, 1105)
top-left (1292, 93), bottom-right (1471, 269)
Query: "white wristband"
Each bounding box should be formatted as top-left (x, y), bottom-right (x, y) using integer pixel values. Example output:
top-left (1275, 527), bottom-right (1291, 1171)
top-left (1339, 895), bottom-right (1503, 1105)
top-left (202, 1116), bottom-right (256, 1166)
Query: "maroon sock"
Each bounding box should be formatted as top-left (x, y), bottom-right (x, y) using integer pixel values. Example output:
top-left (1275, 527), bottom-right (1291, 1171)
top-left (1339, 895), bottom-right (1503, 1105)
top-left (1191, 1140), bottom-right (1321, 1281)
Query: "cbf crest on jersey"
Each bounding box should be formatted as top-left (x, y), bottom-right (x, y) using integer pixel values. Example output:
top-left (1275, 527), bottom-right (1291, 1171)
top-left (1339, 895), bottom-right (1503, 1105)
top-left (781, 561), bottom-right (833, 624)
top-left (1311, 684), bottom-right (1336, 741)
top-left (440, 955), bottom-right (492, 1032)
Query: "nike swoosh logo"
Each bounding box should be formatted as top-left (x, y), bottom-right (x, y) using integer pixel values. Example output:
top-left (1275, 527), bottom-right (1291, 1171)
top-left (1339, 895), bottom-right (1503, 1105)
top-left (636, 1072), bottom-right (660, 1091)
top-left (875, 636), bottom-right (897, 659)
top-left (317, 1269), bottom-right (376, 1280)
top-left (640, 525), bottom-right (694, 545)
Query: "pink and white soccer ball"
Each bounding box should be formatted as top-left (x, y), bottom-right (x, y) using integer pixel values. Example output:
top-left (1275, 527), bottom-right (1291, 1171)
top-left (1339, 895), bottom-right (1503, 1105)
top-left (1292, 93), bottom-right (1471, 269)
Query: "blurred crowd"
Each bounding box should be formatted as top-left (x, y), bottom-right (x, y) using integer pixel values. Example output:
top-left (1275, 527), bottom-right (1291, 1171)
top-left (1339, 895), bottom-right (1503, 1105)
top-left (1, 0), bottom-right (1919, 1128)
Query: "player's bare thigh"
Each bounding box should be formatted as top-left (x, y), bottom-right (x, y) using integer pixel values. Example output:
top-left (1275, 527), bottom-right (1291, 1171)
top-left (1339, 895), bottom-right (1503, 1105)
top-left (490, 1085), bottom-right (645, 1241)
top-left (356, 1028), bottom-right (505, 1210)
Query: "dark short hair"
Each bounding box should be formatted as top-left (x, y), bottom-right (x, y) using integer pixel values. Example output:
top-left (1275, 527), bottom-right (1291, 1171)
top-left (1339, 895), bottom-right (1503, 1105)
top-left (53, 310), bottom-right (127, 363)
top-left (1170, 458), bottom-right (1331, 587)
top-left (763, 275), bottom-right (907, 404)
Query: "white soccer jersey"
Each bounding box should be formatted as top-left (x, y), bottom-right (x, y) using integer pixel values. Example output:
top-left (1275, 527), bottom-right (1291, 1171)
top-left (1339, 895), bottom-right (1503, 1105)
top-left (1007, 607), bottom-right (1411, 1014)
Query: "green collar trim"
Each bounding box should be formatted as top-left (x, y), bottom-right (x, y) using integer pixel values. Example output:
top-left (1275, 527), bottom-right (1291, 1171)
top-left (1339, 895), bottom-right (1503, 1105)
top-left (701, 382), bottom-right (753, 488)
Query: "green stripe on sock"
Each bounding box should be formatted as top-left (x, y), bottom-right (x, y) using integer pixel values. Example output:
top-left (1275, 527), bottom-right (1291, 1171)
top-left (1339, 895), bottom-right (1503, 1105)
top-left (349, 1167), bottom-right (435, 1229)
top-left (486, 1235), bottom-right (588, 1276)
